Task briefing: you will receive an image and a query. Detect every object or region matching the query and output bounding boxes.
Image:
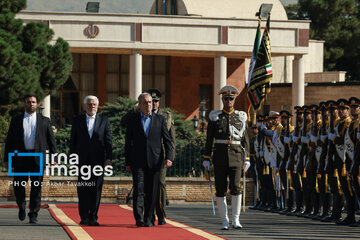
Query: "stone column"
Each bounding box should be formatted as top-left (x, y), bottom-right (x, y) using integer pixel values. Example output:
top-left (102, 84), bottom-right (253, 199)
top-left (214, 54), bottom-right (227, 110)
top-left (129, 50), bottom-right (142, 100)
top-left (292, 55), bottom-right (305, 114)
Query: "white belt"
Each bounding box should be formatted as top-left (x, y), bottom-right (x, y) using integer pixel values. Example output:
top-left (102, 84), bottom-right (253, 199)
top-left (215, 139), bottom-right (241, 145)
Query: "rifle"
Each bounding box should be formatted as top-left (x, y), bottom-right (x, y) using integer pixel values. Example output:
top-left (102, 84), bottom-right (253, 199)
top-left (295, 108), bottom-right (308, 175)
top-left (317, 104), bottom-right (328, 175)
top-left (305, 107), bottom-right (318, 172)
top-left (325, 103), bottom-right (336, 174)
top-left (287, 109), bottom-right (300, 172)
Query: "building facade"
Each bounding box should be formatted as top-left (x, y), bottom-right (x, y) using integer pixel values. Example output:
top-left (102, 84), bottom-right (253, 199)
top-left (17, 0), bottom-right (311, 128)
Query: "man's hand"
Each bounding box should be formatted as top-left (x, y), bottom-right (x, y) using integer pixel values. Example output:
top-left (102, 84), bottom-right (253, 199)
top-left (202, 160), bottom-right (210, 170)
top-left (126, 165), bottom-right (131, 172)
top-left (105, 159), bottom-right (112, 166)
top-left (164, 160), bottom-right (172, 168)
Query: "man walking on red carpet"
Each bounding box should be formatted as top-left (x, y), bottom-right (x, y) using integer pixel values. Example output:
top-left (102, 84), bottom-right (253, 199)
top-left (125, 92), bottom-right (173, 227)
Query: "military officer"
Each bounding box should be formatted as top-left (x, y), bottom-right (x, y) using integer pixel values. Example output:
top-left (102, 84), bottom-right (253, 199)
top-left (203, 85), bottom-right (250, 230)
top-left (316, 101), bottom-right (332, 221)
top-left (286, 106), bottom-right (304, 216)
top-left (147, 88), bottom-right (176, 226)
top-left (349, 97), bottom-right (360, 227)
top-left (278, 110), bottom-right (295, 214)
top-left (331, 99), bottom-right (356, 225)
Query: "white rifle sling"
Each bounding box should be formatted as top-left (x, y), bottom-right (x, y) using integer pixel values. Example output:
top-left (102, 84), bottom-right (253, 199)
top-left (334, 125), bottom-right (346, 163)
top-left (344, 128), bottom-right (354, 162)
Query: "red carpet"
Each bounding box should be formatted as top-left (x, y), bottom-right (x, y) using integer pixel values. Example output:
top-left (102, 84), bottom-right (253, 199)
top-left (48, 204), bottom-right (225, 240)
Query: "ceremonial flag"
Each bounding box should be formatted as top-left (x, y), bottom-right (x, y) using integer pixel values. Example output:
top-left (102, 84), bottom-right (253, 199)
top-left (247, 16), bottom-right (272, 112)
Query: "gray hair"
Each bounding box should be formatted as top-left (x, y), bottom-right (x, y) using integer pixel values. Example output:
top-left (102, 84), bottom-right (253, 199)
top-left (83, 95), bottom-right (99, 105)
top-left (138, 92), bottom-right (151, 103)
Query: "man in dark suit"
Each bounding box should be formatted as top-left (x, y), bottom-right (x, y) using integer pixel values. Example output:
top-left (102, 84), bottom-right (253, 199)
top-left (70, 95), bottom-right (112, 226)
top-left (4, 94), bottom-right (56, 224)
top-left (125, 92), bottom-right (173, 227)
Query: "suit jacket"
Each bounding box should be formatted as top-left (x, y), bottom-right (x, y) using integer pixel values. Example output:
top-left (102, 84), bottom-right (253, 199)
top-left (70, 114), bottom-right (112, 166)
top-left (4, 113), bottom-right (56, 168)
top-left (125, 112), bottom-right (173, 169)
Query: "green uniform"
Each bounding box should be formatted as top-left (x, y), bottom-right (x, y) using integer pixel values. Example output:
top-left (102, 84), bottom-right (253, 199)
top-left (204, 109), bottom-right (249, 197)
top-left (155, 108), bottom-right (175, 220)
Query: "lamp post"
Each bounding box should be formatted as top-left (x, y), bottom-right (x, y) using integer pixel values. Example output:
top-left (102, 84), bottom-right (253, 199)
top-left (192, 104), bottom-right (207, 133)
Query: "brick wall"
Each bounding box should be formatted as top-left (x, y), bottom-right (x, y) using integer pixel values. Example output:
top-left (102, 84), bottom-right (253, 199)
top-left (266, 82), bottom-right (360, 113)
top-left (0, 174), bottom-right (254, 204)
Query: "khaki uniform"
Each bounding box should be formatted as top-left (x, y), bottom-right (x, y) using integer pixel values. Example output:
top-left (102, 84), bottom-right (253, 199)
top-left (204, 109), bottom-right (249, 197)
top-left (155, 108), bottom-right (175, 220)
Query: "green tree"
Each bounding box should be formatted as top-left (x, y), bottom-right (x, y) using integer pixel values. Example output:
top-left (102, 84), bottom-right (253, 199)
top-left (0, 0), bottom-right (72, 114)
top-left (285, 0), bottom-right (360, 80)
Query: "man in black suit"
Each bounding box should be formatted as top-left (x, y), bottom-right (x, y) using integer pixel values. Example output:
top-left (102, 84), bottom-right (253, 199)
top-left (125, 92), bottom-right (173, 227)
top-left (70, 95), bottom-right (113, 226)
top-left (4, 94), bottom-right (56, 224)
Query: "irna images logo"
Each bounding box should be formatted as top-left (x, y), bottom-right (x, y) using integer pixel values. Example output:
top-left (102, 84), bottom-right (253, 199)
top-left (8, 150), bottom-right (113, 180)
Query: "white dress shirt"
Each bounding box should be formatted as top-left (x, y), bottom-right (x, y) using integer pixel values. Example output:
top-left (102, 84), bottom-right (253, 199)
top-left (86, 113), bottom-right (96, 138)
top-left (23, 112), bottom-right (37, 150)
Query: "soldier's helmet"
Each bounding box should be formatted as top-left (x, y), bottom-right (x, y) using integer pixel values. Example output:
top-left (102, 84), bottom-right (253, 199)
top-left (147, 88), bottom-right (161, 101)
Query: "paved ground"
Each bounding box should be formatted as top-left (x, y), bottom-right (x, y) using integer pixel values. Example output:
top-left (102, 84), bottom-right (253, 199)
top-left (0, 201), bottom-right (359, 240)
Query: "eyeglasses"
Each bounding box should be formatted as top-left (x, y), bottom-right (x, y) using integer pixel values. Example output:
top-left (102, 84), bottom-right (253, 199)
top-left (223, 97), bottom-right (235, 101)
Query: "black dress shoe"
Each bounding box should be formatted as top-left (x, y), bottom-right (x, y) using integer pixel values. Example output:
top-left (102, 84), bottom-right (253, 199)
top-left (29, 216), bottom-right (38, 224)
top-left (18, 209), bottom-right (26, 221)
top-left (144, 222), bottom-right (154, 227)
top-left (80, 219), bottom-right (89, 225)
top-left (158, 218), bottom-right (166, 225)
top-left (136, 221), bottom-right (144, 227)
top-left (350, 220), bottom-right (360, 227)
top-left (336, 216), bottom-right (356, 225)
top-left (88, 219), bottom-right (100, 226)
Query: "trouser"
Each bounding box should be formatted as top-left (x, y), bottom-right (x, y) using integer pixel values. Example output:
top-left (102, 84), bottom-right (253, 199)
top-left (291, 171), bottom-right (303, 211)
top-left (132, 167), bottom-right (160, 224)
top-left (339, 172), bottom-right (356, 218)
top-left (214, 165), bottom-right (242, 197)
top-left (13, 175), bottom-right (43, 217)
top-left (156, 166), bottom-right (167, 219)
top-left (328, 171), bottom-right (343, 218)
top-left (318, 173), bottom-right (331, 216)
top-left (77, 174), bottom-right (104, 221)
top-left (13, 157), bottom-right (43, 218)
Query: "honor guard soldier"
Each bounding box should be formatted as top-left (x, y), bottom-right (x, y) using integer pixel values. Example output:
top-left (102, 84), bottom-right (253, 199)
top-left (286, 106), bottom-right (305, 216)
top-left (322, 100), bottom-right (343, 223)
top-left (331, 99), bottom-right (356, 225)
top-left (278, 110), bottom-right (295, 214)
top-left (306, 105), bottom-right (322, 219)
top-left (147, 88), bottom-right (176, 226)
top-left (202, 85), bottom-right (250, 230)
top-left (249, 122), bottom-right (260, 209)
top-left (316, 102), bottom-right (332, 221)
top-left (349, 97), bottom-right (360, 227)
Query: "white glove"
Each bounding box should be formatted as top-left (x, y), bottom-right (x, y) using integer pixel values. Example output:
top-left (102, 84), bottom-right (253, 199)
top-left (301, 136), bottom-right (309, 144)
top-left (292, 135), bottom-right (299, 143)
top-left (310, 135), bottom-right (318, 143)
top-left (202, 160), bottom-right (210, 170)
top-left (320, 135), bottom-right (327, 142)
top-left (244, 161), bottom-right (251, 172)
top-left (259, 150), bottom-right (264, 157)
top-left (284, 136), bottom-right (291, 144)
top-left (328, 133), bottom-right (336, 141)
top-left (357, 132), bottom-right (360, 139)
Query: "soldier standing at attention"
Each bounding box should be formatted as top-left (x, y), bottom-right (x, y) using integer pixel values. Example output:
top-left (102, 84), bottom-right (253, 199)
top-left (147, 88), bottom-right (176, 226)
top-left (202, 85), bottom-right (250, 230)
